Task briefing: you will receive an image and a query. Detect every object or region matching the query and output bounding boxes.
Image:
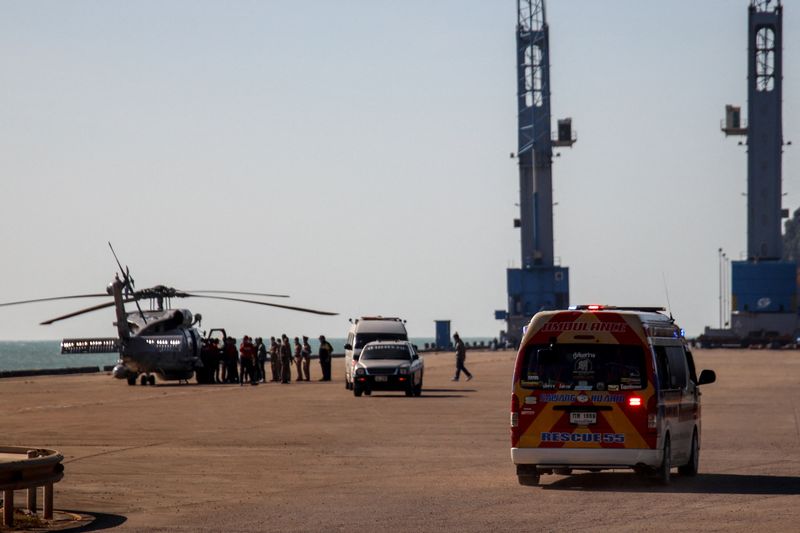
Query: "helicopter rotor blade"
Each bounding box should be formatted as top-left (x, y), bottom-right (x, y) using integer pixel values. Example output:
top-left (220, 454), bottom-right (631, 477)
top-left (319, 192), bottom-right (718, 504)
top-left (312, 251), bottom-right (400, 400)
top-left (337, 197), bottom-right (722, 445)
top-left (0, 294), bottom-right (110, 307)
top-left (39, 298), bottom-right (137, 326)
top-left (182, 294), bottom-right (338, 316)
top-left (182, 290), bottom-right (290, 299)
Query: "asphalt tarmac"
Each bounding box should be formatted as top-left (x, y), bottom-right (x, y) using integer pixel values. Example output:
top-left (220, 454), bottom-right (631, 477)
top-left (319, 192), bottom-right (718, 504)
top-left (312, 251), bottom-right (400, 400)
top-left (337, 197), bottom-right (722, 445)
top-left (1, 349), bottom-right (799, 532)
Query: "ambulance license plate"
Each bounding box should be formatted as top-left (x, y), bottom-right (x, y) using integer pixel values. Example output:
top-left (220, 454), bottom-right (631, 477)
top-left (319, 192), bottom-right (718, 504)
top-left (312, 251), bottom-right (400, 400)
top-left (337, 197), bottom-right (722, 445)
top-left (570, 412), bottom-right (597, 425)
top-left (375, 376), bottom-right (388, 382)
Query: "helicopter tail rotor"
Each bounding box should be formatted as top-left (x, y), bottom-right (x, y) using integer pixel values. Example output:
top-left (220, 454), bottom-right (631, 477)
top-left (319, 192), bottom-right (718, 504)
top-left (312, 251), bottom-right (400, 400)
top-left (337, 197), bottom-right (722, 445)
top-left (108, 242), bottom-right (147, 323)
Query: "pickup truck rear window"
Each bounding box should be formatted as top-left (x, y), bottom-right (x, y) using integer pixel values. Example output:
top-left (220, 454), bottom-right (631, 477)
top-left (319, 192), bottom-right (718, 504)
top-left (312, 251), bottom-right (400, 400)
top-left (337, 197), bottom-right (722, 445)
top-left (361, 345), bottom-right (411, 361)
top-left (520, 343), bottom-right (647, 391)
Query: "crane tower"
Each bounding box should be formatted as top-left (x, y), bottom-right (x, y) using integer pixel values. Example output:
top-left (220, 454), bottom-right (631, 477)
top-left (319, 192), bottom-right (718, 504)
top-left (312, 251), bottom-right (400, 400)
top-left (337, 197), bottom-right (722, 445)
top-left (501, 0), bottom-right (575, 344)
top-left (719, 0), bottom-right (797, 343)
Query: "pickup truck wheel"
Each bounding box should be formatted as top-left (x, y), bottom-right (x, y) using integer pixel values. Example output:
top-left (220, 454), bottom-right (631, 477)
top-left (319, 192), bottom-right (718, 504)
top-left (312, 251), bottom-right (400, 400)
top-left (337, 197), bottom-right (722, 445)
top-left (414, 379), bottom-right (423, 397)
top-left (678, 430), bottom-right (699, 476)
top-left (405, 383), bottom-right (413, 397)
top-left (658, 436), bottom-right (671, 485)
top-left (354, 385), bottom-right (363, 397)
top-left (127, 375), bottom-right (137, 386)
top-left (517, 473), bottom-right (540, 486)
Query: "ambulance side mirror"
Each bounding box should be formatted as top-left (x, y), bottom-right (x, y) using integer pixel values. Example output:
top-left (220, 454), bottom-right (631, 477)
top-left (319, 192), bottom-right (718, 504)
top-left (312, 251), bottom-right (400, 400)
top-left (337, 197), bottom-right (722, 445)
top-left (698, 369), bottom-right (716, 385)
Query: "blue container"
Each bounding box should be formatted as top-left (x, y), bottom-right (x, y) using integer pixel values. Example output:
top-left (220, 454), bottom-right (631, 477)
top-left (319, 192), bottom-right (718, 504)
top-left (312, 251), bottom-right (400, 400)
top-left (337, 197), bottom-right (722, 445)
top-left (507, 266), bottom-right (570, 316)
top-left (731, 260), bottom-right (797, 312)
top-left (434, 320), bottom-right (451, 350)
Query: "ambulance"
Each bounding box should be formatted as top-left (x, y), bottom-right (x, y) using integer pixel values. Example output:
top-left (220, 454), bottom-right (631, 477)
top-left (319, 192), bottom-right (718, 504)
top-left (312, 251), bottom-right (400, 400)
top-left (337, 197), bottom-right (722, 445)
top-left (510, 305), bottom-right (716, 485)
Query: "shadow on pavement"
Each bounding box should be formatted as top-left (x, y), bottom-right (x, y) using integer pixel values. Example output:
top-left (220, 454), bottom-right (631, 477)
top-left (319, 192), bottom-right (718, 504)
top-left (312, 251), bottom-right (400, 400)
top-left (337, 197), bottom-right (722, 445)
top-left (61, 511), bottom-right (127, 532)
top-left (423, 388), bottom-right (477, 393)
top-left (542, 472), bottom-right (800, 495)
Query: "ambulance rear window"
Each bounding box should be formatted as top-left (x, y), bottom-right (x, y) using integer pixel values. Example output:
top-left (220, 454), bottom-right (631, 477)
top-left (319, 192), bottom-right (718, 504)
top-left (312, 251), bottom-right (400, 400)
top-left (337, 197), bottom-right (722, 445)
top-left (520, 343), bottom-right (647, 391)
top-left (355, 333), bottom-right (407, 349)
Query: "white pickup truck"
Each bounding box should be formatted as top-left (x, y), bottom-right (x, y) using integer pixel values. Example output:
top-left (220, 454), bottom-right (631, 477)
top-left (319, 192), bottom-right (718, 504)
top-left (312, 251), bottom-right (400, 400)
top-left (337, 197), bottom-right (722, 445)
top-left (351, 341), bottom-right (423, 397)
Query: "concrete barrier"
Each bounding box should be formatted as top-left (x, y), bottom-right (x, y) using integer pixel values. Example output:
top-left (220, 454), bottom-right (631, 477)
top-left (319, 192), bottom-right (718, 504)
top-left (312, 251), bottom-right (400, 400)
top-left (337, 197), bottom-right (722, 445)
top-left (0, 447), bottom-right (64, 527)
top-left (0, 366), bottom-right (101, 379)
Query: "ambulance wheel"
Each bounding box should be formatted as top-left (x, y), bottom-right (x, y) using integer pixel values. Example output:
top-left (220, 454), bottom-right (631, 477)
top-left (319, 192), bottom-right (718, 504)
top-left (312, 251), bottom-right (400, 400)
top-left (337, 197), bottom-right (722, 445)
top-left (678, 430), bottom-right (699, 476)
top-left (140, 375), bottom-right (148, 386)
top-left (658, 436), bottom-right (671, 485)
top-left (147, 375), bottom-right (156, 386)
top-left (127, 375), bottom-right (137, 386)
top-left (354, 385), bottom-right (363, 397)
top-left (517, 473), bottom-right (540, 486)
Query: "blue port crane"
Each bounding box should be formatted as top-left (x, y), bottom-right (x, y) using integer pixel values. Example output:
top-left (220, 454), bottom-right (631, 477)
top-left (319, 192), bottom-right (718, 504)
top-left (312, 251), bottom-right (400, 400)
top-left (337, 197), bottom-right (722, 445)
top-left (716, 0), bottom-right (796, 345)
top-left (499, 0), bottom-right (575, 345)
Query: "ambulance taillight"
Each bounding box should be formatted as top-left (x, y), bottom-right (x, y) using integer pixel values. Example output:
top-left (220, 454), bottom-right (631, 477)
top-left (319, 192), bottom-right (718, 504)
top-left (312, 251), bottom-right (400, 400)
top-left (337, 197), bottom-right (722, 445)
top-left (510, 394), bottom-right (521, 445)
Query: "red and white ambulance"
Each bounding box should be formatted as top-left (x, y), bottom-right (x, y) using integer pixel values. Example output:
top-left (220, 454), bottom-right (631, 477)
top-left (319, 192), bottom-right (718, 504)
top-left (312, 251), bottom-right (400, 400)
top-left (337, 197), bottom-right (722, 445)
top-left (510, 305), bottom-right (716, 485)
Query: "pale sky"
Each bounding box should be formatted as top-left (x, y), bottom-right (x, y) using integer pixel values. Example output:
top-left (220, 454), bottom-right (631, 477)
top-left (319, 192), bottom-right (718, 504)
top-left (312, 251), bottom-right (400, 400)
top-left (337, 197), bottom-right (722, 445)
top-left (0, 0), bottom-right (797, 340)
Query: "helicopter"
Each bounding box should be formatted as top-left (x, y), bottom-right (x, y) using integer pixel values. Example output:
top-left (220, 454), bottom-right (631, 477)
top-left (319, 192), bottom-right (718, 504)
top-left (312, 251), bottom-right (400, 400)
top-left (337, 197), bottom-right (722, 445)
top-left (0, 244), bottom-right (338, 385)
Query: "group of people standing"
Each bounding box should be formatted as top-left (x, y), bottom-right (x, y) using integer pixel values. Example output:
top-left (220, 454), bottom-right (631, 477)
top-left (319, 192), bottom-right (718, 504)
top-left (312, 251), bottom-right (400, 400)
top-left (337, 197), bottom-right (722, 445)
top-left (199, 334), bottom-right (334, 385)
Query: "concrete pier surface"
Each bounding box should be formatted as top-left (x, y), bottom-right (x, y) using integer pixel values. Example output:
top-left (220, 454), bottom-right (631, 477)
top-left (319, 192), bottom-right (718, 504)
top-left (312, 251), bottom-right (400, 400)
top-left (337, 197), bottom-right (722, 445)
top-left (1, 349), bottom-right (799, 532)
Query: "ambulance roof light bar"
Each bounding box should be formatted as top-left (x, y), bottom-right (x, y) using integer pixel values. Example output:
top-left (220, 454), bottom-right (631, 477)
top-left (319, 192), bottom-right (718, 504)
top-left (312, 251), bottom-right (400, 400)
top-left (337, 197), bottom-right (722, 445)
top-left (569, 305), bottom-right (666, 313)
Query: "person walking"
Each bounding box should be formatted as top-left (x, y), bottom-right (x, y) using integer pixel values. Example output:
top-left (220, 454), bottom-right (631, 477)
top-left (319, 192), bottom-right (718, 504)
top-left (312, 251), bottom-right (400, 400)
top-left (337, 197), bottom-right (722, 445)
top-left (280, 333), bottom-right (293, 383)
top-left (452, 332), bottom-right (473, 381)
top-left (318, 335), bottom-right (333, 381)
top-left (256, 337), bottom-right (268, 383)
top-left (301, 336), bottom-right (312, 381)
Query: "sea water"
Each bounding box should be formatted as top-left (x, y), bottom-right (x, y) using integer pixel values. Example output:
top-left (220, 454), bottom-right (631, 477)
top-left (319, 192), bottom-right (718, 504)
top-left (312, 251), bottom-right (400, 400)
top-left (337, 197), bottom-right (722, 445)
top-left (0, 337), bottom-right (495, 372)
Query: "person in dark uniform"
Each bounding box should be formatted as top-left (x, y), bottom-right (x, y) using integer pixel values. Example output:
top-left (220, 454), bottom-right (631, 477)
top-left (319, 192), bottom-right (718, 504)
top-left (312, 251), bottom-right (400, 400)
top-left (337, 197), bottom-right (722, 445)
top-left (280, 333), bottom-right (293, 383)
top-left (256, 337), bottom-right (268, 383)
top-left (301, 336), bottom-right (312, 381)
top-left (318, 335), bottom-right (333, 381)
top-left (293, 337), bottom-right (303, 381)
top-left (225, 337), bottom-right (239, 384)
top-left (452, 332), bottom-right (472, 381)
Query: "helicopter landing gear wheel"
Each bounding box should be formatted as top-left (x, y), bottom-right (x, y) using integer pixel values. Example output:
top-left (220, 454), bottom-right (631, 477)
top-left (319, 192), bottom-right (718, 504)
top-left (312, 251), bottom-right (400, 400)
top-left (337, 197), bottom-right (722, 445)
top-left (127, 375), bottom-right (137, 386)
top-left (147, 375), bottom-right (156, 386)
top-left (140, 375), bottom-right (148, 386)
